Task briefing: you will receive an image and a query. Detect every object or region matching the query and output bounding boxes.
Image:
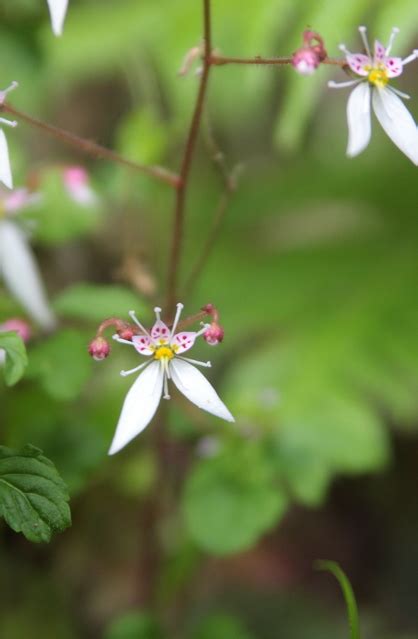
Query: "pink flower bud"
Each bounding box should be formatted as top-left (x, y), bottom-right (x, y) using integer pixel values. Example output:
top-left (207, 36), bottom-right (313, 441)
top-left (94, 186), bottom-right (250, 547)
top-left (88, 336), bottom-right (110, 361)
top-left (292, 47), bottom-right (321, 75)
top-left (118, 326), bottom-right (136, 341)
top-left (63, 166), bottom-right (97, 206)
top-left (204, 322), bottom-right (224, 346)
top-left (1, 318), bottom-right (32, 342)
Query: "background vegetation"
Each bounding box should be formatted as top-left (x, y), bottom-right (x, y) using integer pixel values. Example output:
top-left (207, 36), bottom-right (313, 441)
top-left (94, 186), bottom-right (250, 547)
top-left (1, 0), bottom-right (418, 637)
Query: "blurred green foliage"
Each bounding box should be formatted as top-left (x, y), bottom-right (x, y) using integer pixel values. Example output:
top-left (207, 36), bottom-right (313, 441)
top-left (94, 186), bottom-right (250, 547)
top-left (0, 0), bottom-right (418, 636)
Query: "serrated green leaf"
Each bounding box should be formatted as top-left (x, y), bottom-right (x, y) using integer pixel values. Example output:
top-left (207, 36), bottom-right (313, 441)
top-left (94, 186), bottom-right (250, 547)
top-left (0, 331), bottom-right (28, 386)
top-left (0, 445), bottom-right (71, 543)
top-left (54, 283), bottom-right (146, 323)
top-left (183, 440), bottom-right (288, 555)
top-left (26, 329), bottom-right (91, 400)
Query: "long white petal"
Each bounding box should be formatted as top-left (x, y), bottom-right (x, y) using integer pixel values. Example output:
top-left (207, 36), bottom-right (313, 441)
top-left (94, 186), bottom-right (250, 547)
top-left (0, 129), bottom-right (13, 189)
top-left (170, 358), bottom-right (234, 422)
top-left (372, 87), bottom-right (418, 164)
top-left (346, 83), bottom-right (371, 157)
top-left (108, 361), bottom-right (163, 455)
top-left (0, 221), bottom-right (56, 329)
top-left (46, 0), bottom-right (69, 36)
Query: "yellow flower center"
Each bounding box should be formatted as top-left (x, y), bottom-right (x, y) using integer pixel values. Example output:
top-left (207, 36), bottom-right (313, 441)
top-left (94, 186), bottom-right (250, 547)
top-left (368, 67), bottom-right (389, 88)
top-left (154, 346), bottom-right (175, 360)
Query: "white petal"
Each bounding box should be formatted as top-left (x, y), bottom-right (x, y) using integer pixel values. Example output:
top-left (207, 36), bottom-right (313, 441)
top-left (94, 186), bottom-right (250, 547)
top-left (170, 358), bottom-right (234, 422)
top-left (372, 87), bottom-right (418, 164)
top-left (0, 221), bottom-right (56, 330)
top-left (108, 361), bottom-right (163, 455)
top-left (346, 82), bottom-right (371, 157)
top-left (0, 129), bottom-right (13, 189)
top-left (46, 0), bottom-right (69, 36)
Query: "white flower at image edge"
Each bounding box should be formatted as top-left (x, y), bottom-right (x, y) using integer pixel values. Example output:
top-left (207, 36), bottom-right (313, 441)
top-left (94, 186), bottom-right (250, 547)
top-left (0, 189), bottom-right (56, 330)
top-left (109, 304), bottom-right (235, 455)
top-left (46, 0), bottom-right (69, 36)
top-left (329, 26), bottom-right (418, 163)
top-left (0, 82), bottom-right (19, 189)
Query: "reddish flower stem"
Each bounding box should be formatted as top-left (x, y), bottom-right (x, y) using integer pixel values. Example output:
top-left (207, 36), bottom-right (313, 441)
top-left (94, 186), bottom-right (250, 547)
top-left (209, 54), bottom-right (345, 67)
top-left (165, 0), bottom-right (213, 312)
top-left (0, 102), bottom-right (180, 188)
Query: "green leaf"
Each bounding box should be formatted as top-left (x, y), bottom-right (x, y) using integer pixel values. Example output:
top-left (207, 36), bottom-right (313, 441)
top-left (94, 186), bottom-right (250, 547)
top-left (315, 561), bottom-right (361, 639)
top-left (0, 331), bottom-right (28, 386)
top-left (26, 329), bottom-right (91, 400)
top-left (0, 445), bottom-right (71, 543)
top-left (104, 611), bottom-right (162, 639)
top-left (54, 283), bottom-right (146, 323)
top-left (183, 440), bottom-right (288, 555)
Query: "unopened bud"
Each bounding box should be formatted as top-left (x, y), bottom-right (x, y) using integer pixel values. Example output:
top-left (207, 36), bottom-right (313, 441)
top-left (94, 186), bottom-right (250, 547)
top-left (88, 336), bottom-right (110, 361)
top-left (292, 30), bottom-right (327, 76)
top-left (204, 322), bottom-right (224, 346)
top-left (292, 47), bottom-right (321, 75)
top-left (63, 166), bottom-right (98, 206)
top-left (117, 326), bottom-right (136, 341)
top-left (1, 318), bottom-right (32, 342)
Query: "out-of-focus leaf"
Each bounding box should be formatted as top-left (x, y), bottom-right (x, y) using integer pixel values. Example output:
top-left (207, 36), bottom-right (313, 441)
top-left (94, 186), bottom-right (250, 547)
top-left (104, 611), bottom-right (162, 639)
top-left (191, 613), bottom-right (256, 639)
top-left (0, 445), bottom-right (71, 543)
top-left (26, 329), bottom-right (91, 400)
top-left (183, 439), bottom-right (288, 554)
top-left (0, 331), bottom-right (28, 386)
top-left (54, 283), bottom-right (146, 323)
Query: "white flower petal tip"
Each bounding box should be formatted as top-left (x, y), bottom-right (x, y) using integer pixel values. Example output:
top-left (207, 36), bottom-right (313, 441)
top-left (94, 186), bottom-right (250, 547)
top-left (372, 87), bottom-right (418, 165)
top-left (346, 83), bottom-right (371, 157)
top-left (170, 359), bottom-right (235, 423)
top-left (108, 361), bottom-right (163, 455)
top-left (46, 0), bottom-right (69, 36)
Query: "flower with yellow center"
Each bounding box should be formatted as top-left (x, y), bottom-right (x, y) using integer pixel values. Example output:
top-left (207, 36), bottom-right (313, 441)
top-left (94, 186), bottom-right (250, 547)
top-left (329, 26), bottom-right (418, 163)
top-left (109, 304), bottom-right (234, 455)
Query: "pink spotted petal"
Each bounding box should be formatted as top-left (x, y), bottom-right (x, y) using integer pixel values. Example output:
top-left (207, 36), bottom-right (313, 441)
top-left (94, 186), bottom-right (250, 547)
top-left (385, 56), bottom-right (403, 77)
top-left (171, 331), bottom-right (197, 354)
top-left (151, 319), bottom-right (170, 341)
top-left (346, 53), bottom-right (370, 76)
top-left (374, 40), bottom-right (386, 61)
top-left (132, 335), bottom-right (154, 356)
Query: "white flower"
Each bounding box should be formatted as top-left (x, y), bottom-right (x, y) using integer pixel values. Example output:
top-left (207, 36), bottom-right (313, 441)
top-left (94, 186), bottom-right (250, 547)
top-left (0, 188), bottom-right (56, 330)
top-left (109, 304), bottom-right (235, 455)
top-left (46, 0), bottom-right (69, 36)
top-left (0, 82), bottom-right (19, 189)
top-left (329, 26), bottom-right (418, 163)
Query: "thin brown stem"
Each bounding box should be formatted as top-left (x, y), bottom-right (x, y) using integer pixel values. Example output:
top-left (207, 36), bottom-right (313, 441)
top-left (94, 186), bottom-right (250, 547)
top-left (165, 0), bottom-right (212, 312)
top-left (1, 102), bottom-right (180, 188)
top-left (210, 54), bottom-right (345, 67)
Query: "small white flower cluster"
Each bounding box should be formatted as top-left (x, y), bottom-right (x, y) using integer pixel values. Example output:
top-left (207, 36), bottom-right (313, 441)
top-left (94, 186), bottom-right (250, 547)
top-left (329, 26), bottom-right (418, 163)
